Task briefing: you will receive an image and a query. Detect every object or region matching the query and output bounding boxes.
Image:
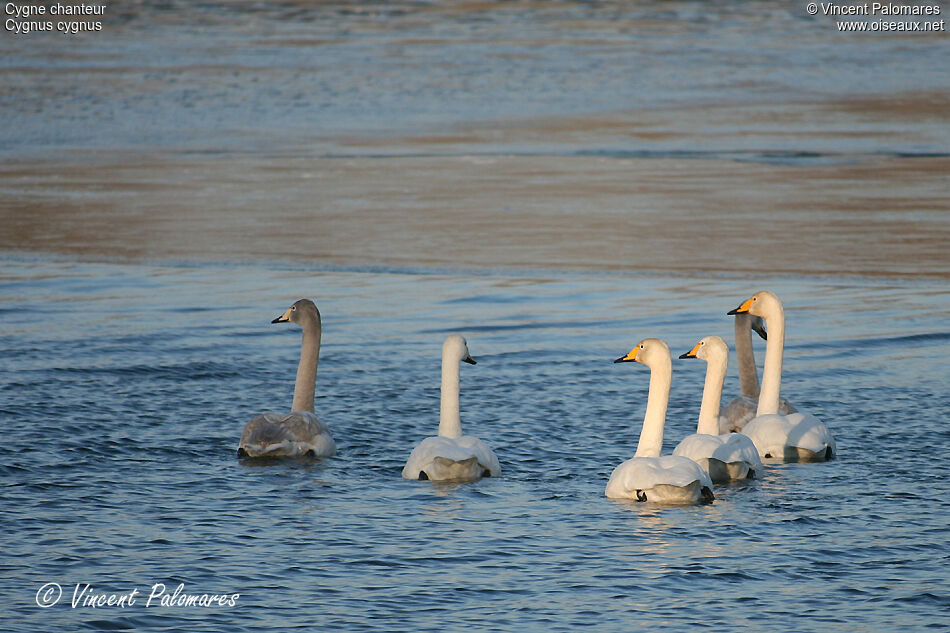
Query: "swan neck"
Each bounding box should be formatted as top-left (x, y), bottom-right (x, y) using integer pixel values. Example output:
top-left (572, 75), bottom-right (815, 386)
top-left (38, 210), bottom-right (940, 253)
top-left (438, 353), bottom-right (462, 438)
top-left (735, 313), bottom-right (760, 398)
top-left (757, 306), bottom-right (785, 416)
top-left (697, 352), bottom-right (727, 436)
top-left (635, 355), bottom-right (671, 458)
top-left (290, 319), bottom-right (320, 413)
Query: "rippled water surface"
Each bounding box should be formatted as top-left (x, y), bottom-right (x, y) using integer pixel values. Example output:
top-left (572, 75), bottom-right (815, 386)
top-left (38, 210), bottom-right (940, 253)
top-left (3, 0), bottom-right (949, 629)
top-left (3, 258), bottom-right (949, 631)
top-left (3, 0), bottom-right (949, 158)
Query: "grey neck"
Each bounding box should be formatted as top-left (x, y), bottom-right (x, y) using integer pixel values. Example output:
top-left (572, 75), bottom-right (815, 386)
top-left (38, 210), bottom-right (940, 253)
top-left (735, 313), bottom-right (760, 398)
top-left (291, 316), bottom-right (321, 413)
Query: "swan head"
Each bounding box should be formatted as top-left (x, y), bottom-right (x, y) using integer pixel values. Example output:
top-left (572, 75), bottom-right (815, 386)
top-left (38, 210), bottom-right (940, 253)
top-left (728, 290), bottom-right (782, 320)
top-left (272, 298), bottom-right (321, 327)
top-left (679, 335), bottom-right (728, 363)
top-left (614, 337), bottom-right (670, 369)
top-left (749, 315), bottom-right (768, 340)
top-left (443, 334), bottom-right (476, 365)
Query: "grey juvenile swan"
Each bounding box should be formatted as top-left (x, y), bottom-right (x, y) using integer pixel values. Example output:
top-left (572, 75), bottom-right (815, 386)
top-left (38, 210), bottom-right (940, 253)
top-left (237, 299), bottom-right (336, 458)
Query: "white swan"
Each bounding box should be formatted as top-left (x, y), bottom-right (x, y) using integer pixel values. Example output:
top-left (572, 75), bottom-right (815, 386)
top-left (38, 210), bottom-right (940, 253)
top-left (606, 338), bottom-right (714, 504)
top-left (672, 336), bottom-right (763, 482)
top-left (728, 291), bottom-right (836, 462)
top-left (719, 313), bottom-right (797, 433)
top-left (238, 299), bottom-right (336, 458)
top-left (402, 335), bottom-right (501, 482)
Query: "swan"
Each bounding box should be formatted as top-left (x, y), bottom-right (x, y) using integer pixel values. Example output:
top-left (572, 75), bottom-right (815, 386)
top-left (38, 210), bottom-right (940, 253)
top-left (237, 299), bottom-right (336, 458)
top-left (672, 336), bottom-right (763, 482)
top-left (727, 291), bottom-right (836, 462)
top-left (719, 313), bottom-right (797, 433)
top-left (605, 338), bottom-right (714, 504)
top-left (402, 335), bottom-right (501, 482)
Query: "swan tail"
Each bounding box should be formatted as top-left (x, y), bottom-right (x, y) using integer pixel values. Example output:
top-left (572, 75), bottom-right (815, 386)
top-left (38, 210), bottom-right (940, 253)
top-left (422, 456), bottom-right (484, 482)
top-left (238, 413), bottom-right (335, 458)
top-left (640, 481), bottom-right (714, 504)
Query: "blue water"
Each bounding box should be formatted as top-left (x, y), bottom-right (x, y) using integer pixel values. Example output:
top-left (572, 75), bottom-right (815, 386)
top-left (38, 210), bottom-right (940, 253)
top-left (2, 257), bottom-right (949, 631)
top-left (3, 0), bottom-right (949, 160)
top-left (3, 0), bottom-right (950, 629)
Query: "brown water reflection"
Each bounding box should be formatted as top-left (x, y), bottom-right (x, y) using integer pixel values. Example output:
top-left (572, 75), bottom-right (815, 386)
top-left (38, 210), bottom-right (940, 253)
top-left (2, 147), bottom-right (947, 277)
top-left (1, 1), bottom-right (948, 277)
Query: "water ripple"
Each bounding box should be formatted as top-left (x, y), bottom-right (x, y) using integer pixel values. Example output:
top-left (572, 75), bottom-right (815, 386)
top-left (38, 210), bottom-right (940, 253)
top-left (2, 260), bottom-right (949, 632)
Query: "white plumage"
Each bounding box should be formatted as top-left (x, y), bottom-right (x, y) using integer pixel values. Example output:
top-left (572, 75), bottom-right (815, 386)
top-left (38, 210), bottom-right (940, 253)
top-left (673, 431), bottom-right (761, 483)
top-left (605, 455), bottom-right (714, 503)
top-left (673, 336), bottom-right (762, 482)
top-left (720, 313), bottom-right (797, 433)
top-left (742, 412), bottom-right (836, 462)
top-left (728, 291), bottom-right (835, 462)
top-left (402, 435), bottom-right (501, 481)
top-left (606, 338), bottom-right (714, 504)
top-left (402, 335), bottom-right (500, 482)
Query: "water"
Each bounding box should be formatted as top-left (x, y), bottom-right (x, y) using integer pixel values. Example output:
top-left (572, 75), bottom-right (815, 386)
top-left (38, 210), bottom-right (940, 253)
top-left (2, 1), bottom-right (949, 279)
top-left (3, 0), bottom-right (949, 158)
top-left (3, 0), bottom-right (949, 629)
top-left (2, 257), bottom-right (950, 631)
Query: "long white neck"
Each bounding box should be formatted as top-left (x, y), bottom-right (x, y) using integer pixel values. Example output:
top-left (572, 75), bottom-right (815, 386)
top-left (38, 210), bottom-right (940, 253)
top-left (291, 318), bottom-right (321, 413)
top-left (756, 303), bottom-right (785, 416)
top-left (735, 313), bottom-right (760, 398)
top-left (697, 349), bottom-right (727, 436)
top-left (438, 353), bottom-right (462, 438)
top-left (635, 353), bottom-right (671, 458)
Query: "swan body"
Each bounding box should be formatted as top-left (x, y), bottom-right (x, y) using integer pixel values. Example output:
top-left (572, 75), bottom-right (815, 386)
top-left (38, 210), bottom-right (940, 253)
top-left (728, 291), bottom-right (835, 462)
top-left (720, 395), bottom-right (796, 434)
top-left (402, 436), bottom-right (500, 481)
top-left (402, 335), bottom-right (500, 482)
top-left (239, 411), bottom-right (335, 458)
top-left (605, 455), bottom-right (715, 503)
top-left (720, 313), bottom-right (797, 433)
top-left (742, 412), bottom-right (835, 462)
top-left (672, 433), bottom-right (760, 481)
top-left (606, 338), bottom-right (714, 504)
top-left (673, 336), bottom-right (762, 482)
top-left (238, 299), bottom-right (336, 458)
